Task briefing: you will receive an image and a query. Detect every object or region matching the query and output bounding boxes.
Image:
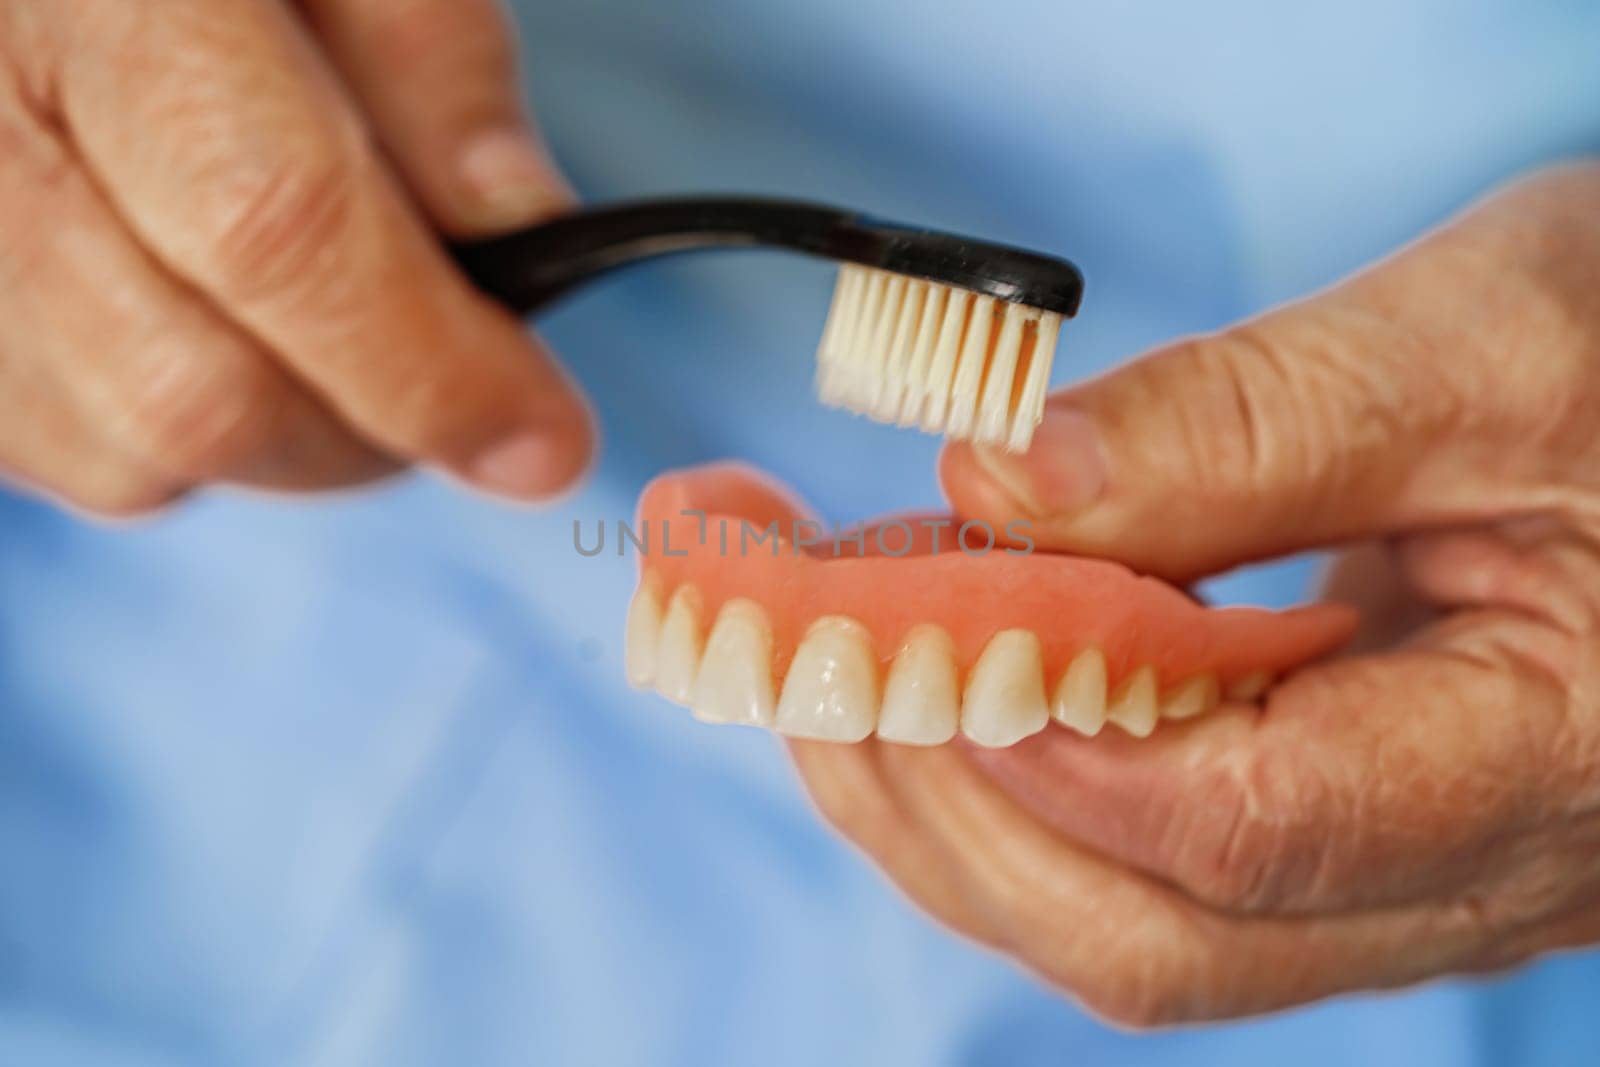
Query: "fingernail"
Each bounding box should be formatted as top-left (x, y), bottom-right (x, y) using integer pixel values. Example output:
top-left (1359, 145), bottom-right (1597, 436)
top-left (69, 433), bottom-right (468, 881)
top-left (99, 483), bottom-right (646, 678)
top-left (972, 404), bottom-right (1107, 517)
top-left (458, 128), bottom-right (572, 231)
top-left (467, 429), bottom-right (585, 499)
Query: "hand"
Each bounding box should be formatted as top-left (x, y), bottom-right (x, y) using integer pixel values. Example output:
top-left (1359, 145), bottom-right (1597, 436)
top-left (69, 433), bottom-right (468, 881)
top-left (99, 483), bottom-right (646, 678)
top-left (0, 0), bottom-right (593, 517)
top-left (788, 164), bottom-right (1600, 1026)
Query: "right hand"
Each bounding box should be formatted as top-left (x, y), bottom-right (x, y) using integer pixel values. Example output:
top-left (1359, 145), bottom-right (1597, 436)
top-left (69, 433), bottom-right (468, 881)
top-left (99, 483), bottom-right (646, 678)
top-left (0, 0), bottom-right (594, 517)
top-left (790, 164), bottom-right (1600, 1025)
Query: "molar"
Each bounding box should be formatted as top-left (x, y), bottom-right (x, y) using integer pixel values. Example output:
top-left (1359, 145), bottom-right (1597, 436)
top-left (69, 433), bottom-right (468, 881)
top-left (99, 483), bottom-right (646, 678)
top-left (654, 585), bottom-right (705, 705)
top-left (1052, 648), bottom-right (1108, 736)
top-left (690, 599), bottom-right (777, 727)
top-left (775, 616), bottom-right (879, 742)
top-left (1106, 665), bottom-right (1159, 738)
top-left (1160, 674), bottom-right (1220, 721)
top-left (877, 624), bottom-right (960, 746)
top-left (624, 573), bottom-right (664, 689)
top-left (961, 629), bottom-right (1049, 748)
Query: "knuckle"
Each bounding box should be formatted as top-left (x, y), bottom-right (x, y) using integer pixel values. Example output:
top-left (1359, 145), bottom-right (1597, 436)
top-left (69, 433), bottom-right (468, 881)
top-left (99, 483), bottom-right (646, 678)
top-left (114, 358), bottom-right (283, 479)
top-left (1168, 753), bottom-right (1313, 912)
top-left (204, 137), bottom-right (367, 306)
top-left (1168, 332), bottom-right (1303, 505)
top-left (1165, 323), bottom-right (1406, 528)
top-left (1166, 337), bottom-right (1273, 497)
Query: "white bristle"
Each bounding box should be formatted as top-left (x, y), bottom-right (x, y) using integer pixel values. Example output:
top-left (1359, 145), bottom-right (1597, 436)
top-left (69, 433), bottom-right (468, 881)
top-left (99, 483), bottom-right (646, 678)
top-left (872, 279), bottom-right (926, 420)
top-left (815, 266), bottom-right (864, 404)
top-left (974, 302), bottom-right (1032, 444)
top-left (897, 283), bottom-right (946, 428)
top-left (862, 274), bottom-right (908, 411)
top-left (944, 292), bottom-right (994, 439)
top-left (813, 264), bottom-right (1064, 452)
top-left (1009, 308), bottom-right (1059, 452)
top-left (919, 287), bottom-right (970, 433)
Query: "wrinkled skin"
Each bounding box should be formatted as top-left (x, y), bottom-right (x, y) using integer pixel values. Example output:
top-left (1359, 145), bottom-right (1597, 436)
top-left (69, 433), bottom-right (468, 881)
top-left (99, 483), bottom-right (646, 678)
top-left (11, 0), bottom-right (1600, 1028)
top-left (789, 166), bottom-right (1600, 1027)
top-left (0, 0), bottom-right (591, 516)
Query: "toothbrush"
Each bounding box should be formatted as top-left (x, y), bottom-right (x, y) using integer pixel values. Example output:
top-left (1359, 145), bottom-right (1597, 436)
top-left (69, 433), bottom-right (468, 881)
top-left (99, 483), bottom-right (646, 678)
top-left (452, 197), bottom-right (1084, 452)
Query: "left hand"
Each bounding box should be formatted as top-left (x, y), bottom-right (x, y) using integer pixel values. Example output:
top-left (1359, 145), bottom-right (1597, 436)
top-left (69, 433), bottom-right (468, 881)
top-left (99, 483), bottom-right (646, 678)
top-left (787, 165), bottom-right (1600, 1026)
top-left (0, 0), bottom-right (590, 517)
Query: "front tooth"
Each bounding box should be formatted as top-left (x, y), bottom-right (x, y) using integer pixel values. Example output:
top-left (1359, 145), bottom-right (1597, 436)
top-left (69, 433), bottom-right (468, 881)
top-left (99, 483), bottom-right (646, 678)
top-left (653, 585), bottom-right (705, 705)
top-left (690, 599), bottom-right (776, 727)
top-left (775, 616), bottom-right (879, 742)
top-left (877, 624), bottom-right (960, 746)
top-left (1051, 648), bottom-right (1108, 736)
top-left (1160, 674), bottom-right (1220, 721)
top-left (623, 574), bottom-right (664, 689)
top-left (1226, 670), bottom-right (1272, 702)
top-left (961, 630), bottom-right (1049, 748)
top-left (1106, 665), bottom-right (1159, 738)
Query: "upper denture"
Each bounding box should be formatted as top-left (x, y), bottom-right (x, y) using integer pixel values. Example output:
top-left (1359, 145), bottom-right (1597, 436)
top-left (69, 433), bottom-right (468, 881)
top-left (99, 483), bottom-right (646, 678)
top-left (624, 463), bottom-right (1357, 746)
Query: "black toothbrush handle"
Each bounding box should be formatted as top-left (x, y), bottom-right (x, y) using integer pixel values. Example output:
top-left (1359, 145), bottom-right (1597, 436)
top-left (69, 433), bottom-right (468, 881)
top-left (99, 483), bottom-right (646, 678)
top-left (450, 196), bottom-right (1084, 318)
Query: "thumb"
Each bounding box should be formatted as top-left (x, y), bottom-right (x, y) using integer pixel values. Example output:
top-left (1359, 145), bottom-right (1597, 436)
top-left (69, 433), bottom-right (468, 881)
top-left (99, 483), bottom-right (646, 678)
top-left (941, 184), bottom-right (1600, 582)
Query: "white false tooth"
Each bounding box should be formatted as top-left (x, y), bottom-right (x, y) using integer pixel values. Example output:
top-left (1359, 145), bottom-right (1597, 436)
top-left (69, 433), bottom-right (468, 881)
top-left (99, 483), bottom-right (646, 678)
top-left (1160, 674), bottom-right (1220, 721)
top-left (1226, 670), bottom-right (1272, 702)
top-left (775, 616), bottom-right (879, 742)
top-left (690, 599), bottom-right (776, 727)
top-left (961, 630), bottom-right (1049, 748)
top-left (653, 585), bottom-right (705, 705)
top-left (1051, 648), bottom-right (1108, 736)
top-left (623, 574), bottom-right (665, 689)
top-left (877, 625), bottom-right (960, 746)
top-left (1106, 665), bottom-right (1160, 738)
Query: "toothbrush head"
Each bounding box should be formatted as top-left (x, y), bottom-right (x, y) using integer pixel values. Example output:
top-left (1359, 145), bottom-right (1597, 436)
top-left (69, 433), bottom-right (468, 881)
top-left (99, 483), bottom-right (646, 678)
top-left (815, 265), bottom-right (1067, 453)
top-left (809, 216), bottom-right (1082, 454)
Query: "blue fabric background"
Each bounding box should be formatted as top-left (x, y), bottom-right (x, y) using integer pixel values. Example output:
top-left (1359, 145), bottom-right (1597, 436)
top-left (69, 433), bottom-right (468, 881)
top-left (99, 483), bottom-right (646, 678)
top-left (3, 2), bottom-right (1600, 1063)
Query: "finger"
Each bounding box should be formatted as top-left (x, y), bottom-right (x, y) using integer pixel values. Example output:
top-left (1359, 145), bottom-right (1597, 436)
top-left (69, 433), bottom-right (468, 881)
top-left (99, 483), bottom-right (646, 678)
top-left (1321, 522), bottom-right (1593, 666)
top-left (54, 0), bottom-right (594, 500)
top-left (0, 86), bottom-right (393, 494)
top-left (1397, 520), bottom-right (1600, 637)
top-left (0, 343), bottom-right (180, 519)
top-left (299, 0), bottom-right (573, 235)
top-left (965, 623), bottom-right (1579, 916)
top-left (876, 742), bottom-right (1487, 1026)
top-left (787, 739), bottom-right (1008, 952)
top-left (942, 167), bottom-right (1600, 583)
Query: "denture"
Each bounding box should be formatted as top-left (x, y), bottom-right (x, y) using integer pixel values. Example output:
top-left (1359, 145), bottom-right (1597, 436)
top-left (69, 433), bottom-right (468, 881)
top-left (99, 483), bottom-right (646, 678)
top-left (624, 464), bottom-right (1355, 747)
